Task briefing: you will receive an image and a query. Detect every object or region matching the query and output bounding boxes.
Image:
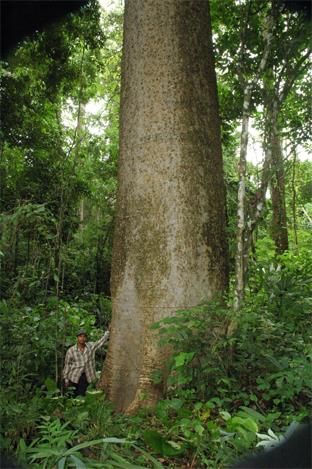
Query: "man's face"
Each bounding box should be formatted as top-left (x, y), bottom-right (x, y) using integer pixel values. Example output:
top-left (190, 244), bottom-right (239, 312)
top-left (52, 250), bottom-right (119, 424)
top-left (77, 333), bottom-right (87, 345)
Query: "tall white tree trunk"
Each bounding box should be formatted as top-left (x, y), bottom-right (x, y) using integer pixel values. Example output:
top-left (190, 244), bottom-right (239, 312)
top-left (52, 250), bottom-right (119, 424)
top-left (234, 89), bottom-right (250, 312)
top-left (99, 0), bottom-right (228, 413)
top-left (234, 12), bottom-right (273, 312)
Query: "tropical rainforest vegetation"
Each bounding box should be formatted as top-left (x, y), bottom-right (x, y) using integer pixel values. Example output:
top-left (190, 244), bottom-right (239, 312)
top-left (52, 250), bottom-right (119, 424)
top-left (0, 0), bottom-right (311, 468)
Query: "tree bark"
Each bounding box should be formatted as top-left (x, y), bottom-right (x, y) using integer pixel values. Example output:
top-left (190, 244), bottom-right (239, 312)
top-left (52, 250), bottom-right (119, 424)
top-left (98, 0), bottom-right (228, 413)
top-left (291, 149), bottom-right (298, 249)
top-left (234, 89), bottom-right (250, 312)
top-left (269, 103), bottom-right (289, 255)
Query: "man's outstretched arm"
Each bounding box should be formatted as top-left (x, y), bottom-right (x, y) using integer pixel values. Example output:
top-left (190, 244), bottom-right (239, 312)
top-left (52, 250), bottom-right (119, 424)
top-left (90, 330), bottom-right (110, 352)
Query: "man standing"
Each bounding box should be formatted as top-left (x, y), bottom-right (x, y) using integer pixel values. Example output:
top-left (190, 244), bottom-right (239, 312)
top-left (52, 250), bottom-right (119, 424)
top-left (63, 328), bottom-right (109, 396)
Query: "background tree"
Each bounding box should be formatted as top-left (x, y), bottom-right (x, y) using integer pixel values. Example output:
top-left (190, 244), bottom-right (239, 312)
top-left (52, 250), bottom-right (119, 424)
top-left (0, 1), bottom-right (120, 393)
top-left (212, 0), bottom-right (311, 309)
top-left (260, 0), bottom-right (311, 255)
top-left (0, 1), bottom-right (121, 302)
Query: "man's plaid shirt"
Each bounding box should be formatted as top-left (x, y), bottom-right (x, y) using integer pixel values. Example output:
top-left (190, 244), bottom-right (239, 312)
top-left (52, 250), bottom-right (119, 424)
top-left (63, 332), bottom-right (109, 384)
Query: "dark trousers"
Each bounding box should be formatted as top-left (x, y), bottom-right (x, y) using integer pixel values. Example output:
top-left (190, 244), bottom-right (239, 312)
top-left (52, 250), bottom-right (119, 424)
top-left (70, 372), bottom-right (88, 397)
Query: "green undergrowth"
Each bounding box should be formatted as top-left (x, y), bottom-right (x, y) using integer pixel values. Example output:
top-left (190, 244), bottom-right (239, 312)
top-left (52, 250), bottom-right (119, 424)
top-left (1, 381), bottom-right (310, 469)
top-left (1, 249), bottom-right (311, 468)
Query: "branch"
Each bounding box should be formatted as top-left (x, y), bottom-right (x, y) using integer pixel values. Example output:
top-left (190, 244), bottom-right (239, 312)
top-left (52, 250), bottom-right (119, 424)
top-left (301, 206), bottom-right (312, 227)
top-left (253, 16), bottom-right (274, 87)
top-left (278, 48), bottom-right (311, 105)
top-left (284, 141), bottom-right (299, 161)
top-left (237, 0), bottom-right (252, 88)
top-left (276, 17), bottom-right (311, 87)
top-left (71, 43), bottom-right (86, 153)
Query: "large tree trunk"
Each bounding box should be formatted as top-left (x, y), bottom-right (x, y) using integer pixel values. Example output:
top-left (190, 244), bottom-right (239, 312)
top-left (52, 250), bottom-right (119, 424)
top-left (98, 0), bottom-right (228, 413)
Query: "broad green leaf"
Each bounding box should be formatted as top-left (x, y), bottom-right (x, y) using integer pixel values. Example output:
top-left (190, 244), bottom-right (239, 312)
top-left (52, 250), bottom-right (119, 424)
top-left (220, 411), bottom-right (231, 421)
top-left (174, 352), bottom-right (195, 367)
top-left (241, 418), bottom-right (258, 433)
top-left (239, 406), bottom-right (265, 422)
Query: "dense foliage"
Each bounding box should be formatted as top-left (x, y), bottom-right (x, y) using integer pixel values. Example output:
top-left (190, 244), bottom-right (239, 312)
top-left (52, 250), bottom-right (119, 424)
top-left (1, 0), bottom-right (311, 468)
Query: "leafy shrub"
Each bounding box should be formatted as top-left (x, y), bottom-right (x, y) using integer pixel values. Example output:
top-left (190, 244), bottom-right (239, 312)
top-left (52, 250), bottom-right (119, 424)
top-left (152, 301), bottom-right (232, 402)
top-left (0, 298), bottom-right (107, 397)
top-left (153, 297), bottom-right (311, 413)
top-left (17, 416), bottom-right (134, 469)
top-left (249, 246), bottom-right (312, 325)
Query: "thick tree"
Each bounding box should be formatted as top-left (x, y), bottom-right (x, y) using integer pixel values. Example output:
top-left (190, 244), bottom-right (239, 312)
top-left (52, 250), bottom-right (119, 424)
top-left (98, 0), bottom-right (228, 412)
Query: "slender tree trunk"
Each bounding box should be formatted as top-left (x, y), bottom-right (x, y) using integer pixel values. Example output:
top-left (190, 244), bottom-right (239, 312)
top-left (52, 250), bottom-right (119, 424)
top-left (95, 226), bottom-right (111, 294)
top-left (269, 104), bottom-right (288, 255)
top-left (233, 10), bottom-right (273, 312)
top-left (76, 100), bottom-right (86, 231)
top-left (61, 232), bottom-right (70, 293)
top-left (291, 149), bottom-right (298, 248)
top-left (75, 95), bottom-right (86, 233)
top-left (240, 137), bottom-right (273, 281)
top-left (55, 346), bottom-right (59, 387)
top-left (233, 0), bottom-right (253, 309)
top-left (12, 225), bottom-right (19, 280)
top-left (45, 253), bottom-right (52, 299)
top-left (234, 89), bottom-right (250, 312)
top-left (0, 157), bottom-right (5, 213)
top-left (60, 304), bottom-right (67, 393)
top-left (79, 199), bottom-right (85, 231)
top-left (55, 190), bottom-right (64, 299)
top-left (26, 231), bottom-right (31, 266)
top-left (99, 0), bottom-right (228, 413)
top-left (55, 96), bottom-right (86, 296)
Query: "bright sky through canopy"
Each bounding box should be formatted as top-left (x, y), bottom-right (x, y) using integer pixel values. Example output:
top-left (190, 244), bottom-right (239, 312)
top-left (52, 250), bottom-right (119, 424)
top-left (98, 0), bottom-right (123, 11)
top-left (94, 0), bottom-right (311, 165)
